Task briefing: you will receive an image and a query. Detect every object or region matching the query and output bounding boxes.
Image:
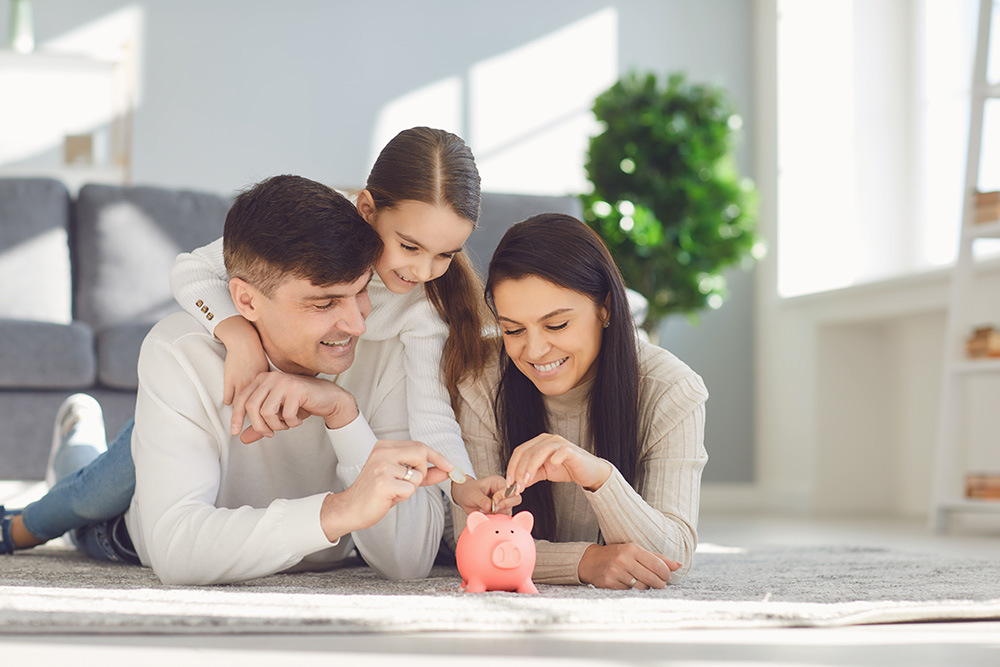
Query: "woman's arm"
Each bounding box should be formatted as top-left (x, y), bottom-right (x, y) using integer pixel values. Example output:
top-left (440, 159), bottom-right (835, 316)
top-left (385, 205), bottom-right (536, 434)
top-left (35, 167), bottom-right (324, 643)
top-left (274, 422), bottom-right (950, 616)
top-left (584, 383), bottom-right (708, 580)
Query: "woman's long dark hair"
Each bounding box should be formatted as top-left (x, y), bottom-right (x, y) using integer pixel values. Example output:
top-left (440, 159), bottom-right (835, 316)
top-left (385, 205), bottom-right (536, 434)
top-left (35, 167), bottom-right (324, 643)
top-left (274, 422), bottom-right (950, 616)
top-left (485, 214), bottom-right (640, 540)
top-left (365, 127), bottom-right (492, 406)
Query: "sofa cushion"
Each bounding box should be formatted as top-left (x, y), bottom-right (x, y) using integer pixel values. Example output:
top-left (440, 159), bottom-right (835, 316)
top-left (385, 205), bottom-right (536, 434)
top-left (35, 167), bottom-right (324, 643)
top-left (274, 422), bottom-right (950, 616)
top-left (0, 178), bottom-right (72, 323)
top-left (0, 318), bottom-right (95, 388)
top-left (73, 183), bottom-right (231, 330)
top-left (96, 321), bottom-right (156, 390)
top-left (467, 192), bottom-right (583, 275)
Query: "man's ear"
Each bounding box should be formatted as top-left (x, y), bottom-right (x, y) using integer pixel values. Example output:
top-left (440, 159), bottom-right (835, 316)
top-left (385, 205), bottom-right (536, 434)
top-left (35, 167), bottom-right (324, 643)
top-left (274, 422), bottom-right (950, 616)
top-left (355, 189), bottom-right (377, 225)
top-left (229, 277), bottom-right (262, 322)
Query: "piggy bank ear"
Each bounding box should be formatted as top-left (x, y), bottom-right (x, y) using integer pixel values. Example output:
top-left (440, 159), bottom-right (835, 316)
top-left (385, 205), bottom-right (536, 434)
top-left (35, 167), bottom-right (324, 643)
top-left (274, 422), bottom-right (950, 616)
top-left (466, 511), bottom-right (490, 534)
top-left (512, 510), bottom-right (534, 533)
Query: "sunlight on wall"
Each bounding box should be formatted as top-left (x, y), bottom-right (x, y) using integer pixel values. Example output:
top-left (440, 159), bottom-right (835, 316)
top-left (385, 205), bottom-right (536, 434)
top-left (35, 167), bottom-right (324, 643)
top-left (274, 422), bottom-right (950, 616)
top-left (370, 8), bottom-right (618, 195)
top-left (371, 77), bottom-right (464, 164)
top-left (0, 6), bottom-right (142, 172)
top-left (469, 9), bottom-right (618, 195)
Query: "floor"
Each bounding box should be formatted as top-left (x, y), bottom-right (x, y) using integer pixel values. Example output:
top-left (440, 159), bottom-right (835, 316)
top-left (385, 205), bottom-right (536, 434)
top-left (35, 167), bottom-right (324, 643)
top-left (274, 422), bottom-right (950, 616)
top-left (3, 511), bottom-right (999, 666)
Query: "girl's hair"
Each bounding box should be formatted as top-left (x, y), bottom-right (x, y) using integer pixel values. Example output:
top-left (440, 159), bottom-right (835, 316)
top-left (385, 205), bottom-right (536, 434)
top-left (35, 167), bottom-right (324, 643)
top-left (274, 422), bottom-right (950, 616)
top-left (365, 127), bottom-right (491, 405)
top-left (485, 213), bottom-right (641, 540)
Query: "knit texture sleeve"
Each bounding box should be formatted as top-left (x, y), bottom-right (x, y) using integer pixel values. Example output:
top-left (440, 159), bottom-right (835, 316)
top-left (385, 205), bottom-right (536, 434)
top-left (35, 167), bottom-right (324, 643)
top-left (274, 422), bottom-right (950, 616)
top-left (585, 372), bottom-right (708, 581)
top-left (169, 237), bottom-right (240, 336)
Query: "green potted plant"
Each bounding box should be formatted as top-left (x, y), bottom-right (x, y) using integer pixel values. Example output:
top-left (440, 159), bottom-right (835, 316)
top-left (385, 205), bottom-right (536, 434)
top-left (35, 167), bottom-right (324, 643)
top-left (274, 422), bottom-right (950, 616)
top-left (582, 71), bottom-right (763, 338)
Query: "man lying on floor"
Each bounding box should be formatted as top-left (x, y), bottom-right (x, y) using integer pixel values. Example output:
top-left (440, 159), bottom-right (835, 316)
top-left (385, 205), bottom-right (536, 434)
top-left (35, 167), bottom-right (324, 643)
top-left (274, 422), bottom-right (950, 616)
top-left (4, 175), bottom-right (454, 586)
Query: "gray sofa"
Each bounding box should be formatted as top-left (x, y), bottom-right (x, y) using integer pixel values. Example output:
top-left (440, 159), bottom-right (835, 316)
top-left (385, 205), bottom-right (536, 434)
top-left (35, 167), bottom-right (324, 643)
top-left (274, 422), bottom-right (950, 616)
top-left (0, 178), bottom-right (580, 480)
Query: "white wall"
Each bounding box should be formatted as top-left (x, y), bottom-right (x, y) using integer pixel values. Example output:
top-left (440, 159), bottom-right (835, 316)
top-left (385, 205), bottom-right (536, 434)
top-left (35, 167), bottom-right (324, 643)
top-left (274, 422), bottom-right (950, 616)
top-left (1, 0), bottom-right (759, 488)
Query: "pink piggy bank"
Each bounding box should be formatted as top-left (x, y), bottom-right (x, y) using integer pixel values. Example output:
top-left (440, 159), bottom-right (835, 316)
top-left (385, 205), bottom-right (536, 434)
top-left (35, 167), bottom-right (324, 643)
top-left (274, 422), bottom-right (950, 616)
top-left (456, 511), bottom-right (539, 594)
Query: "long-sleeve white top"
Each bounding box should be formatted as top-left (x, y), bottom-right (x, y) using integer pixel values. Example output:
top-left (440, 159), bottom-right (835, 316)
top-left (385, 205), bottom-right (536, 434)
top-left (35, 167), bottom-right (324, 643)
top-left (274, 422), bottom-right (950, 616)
top-left (455, 340), bottom-right (709, 585)
top-left (124, 311), bottom-right (445, 586)
top-left (168, 238), bottom-right (475, 478)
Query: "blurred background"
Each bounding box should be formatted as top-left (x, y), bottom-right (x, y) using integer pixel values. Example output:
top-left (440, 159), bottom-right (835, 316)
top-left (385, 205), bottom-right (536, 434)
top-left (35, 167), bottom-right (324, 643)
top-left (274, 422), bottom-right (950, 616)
top-left (3, 0), bottom-right (999, 528)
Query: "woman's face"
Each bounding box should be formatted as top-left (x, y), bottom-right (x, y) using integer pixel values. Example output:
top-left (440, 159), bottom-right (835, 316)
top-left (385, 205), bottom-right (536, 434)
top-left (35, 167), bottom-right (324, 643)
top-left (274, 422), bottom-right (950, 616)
top-left (363, 198), bottom-right (474, 295)
top-left (492, 275), bottom-right (609, 396)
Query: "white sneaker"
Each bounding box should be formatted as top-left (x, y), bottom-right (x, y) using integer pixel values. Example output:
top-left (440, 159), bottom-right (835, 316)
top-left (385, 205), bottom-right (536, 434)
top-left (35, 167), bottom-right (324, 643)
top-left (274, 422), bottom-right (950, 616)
top-left (45, 394), bottom-right (107, 487)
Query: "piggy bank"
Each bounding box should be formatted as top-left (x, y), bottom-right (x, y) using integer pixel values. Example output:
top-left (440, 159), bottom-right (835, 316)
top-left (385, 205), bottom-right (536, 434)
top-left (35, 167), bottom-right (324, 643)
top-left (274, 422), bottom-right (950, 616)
top-left (455, 510), bottom-right (538, 594)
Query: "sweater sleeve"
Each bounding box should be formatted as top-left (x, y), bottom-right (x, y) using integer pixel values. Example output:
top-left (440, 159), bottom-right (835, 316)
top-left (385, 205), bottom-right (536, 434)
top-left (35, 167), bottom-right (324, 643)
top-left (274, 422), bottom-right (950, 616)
top-left (583, 374), bottom-right (708, 581)
top-left (169, 237), bottom-right (240, 335)
top-left (332, 347), bottom-right (446, 581)
top-left (398, 297), bottom-right (476, 477)
top-left (131, 331), bottom-right (334, 586)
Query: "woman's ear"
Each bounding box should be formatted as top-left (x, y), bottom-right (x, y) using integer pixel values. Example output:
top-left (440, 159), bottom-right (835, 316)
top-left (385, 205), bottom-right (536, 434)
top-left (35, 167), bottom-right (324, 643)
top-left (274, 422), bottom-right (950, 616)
top-left (599, 294), bottom-right (611, 326)
top-left (355, 189), bottom-right (377, 225)
top-left (229, 277), bottom-right (261, 322)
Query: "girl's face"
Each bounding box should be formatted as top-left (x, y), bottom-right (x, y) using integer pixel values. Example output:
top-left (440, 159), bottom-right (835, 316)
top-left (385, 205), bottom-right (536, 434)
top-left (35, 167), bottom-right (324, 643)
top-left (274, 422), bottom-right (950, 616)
top-left (492, 275), bottom-right (609, 396)
top-left (360, 195), bottom-right (474, 295)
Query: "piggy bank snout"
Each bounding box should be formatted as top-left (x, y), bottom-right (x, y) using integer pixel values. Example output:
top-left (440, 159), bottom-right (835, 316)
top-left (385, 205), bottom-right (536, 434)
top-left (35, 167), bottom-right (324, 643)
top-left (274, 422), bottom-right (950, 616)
top-left (491, 540), bottom-right (524, 569)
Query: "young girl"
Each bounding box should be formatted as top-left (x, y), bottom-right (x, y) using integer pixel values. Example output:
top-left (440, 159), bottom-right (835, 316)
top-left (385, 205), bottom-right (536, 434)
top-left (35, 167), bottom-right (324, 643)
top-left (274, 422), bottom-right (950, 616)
top-left (170, 126), bottom-right (497, 514)
top-left (1, 127), bottom-right (502, 556)
top-left (456, 213), bottom-right (709, 589)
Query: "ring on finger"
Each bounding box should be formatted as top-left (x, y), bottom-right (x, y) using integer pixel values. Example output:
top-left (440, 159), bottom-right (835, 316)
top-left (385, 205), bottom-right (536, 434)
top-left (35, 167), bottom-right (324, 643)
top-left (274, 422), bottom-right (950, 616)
top-left (628, 576), bottom-right (637, 588)
top-left (402, 465), bottom-right (415, 483)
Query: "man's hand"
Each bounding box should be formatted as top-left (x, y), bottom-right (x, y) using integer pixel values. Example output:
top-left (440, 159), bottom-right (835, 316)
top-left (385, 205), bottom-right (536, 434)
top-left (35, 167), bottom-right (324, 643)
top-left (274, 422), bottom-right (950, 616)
top-left (451, 474), bottom-right (521, 515)
top-left (231, 372), bottom-right (359, 444)
top-left (320, 440), bottom-right (453, 541)
top-left (577, 543), bottom-right (681, 590)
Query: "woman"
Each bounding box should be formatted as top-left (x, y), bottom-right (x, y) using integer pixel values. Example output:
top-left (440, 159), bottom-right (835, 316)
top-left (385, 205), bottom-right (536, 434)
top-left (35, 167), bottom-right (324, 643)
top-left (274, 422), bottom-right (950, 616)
top-left (456, 213), bottom-right (709, 589)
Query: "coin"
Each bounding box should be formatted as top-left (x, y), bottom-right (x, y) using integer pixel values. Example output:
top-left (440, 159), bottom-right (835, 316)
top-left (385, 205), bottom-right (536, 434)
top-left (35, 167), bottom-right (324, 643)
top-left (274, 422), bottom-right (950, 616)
top-left (448, 467), bottom-right (467, 484)
top-left (503, 482), bottom-right (517, 498)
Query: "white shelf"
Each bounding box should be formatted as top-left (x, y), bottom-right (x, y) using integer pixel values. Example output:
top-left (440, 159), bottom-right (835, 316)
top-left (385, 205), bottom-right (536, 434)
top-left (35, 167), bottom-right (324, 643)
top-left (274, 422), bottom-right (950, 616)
top-left (937, 499), bottom-right (1000, 514)
top-left (931, 0), bottom-right (1000, 533)
top-left (964, 220), bottom-right (1000, 240)
top-left (951, 358), bottom-right (1000, 375)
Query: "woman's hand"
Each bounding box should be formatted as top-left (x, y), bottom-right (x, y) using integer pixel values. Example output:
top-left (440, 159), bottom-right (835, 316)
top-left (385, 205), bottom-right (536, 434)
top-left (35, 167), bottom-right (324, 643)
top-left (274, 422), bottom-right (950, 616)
top-left (451, 474), bottom-right (521, 515)
top-left (214, 316), bottom-right (269, 417)
top-left (577, 543), bottom-right (681, 590)
top-left (506, 433), bottom-right (613, 492)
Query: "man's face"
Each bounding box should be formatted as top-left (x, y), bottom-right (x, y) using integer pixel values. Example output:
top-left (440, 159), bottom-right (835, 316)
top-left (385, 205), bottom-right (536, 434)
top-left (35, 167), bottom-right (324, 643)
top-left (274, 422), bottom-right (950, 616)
top-left (251, 271), bottom-right (372, 377)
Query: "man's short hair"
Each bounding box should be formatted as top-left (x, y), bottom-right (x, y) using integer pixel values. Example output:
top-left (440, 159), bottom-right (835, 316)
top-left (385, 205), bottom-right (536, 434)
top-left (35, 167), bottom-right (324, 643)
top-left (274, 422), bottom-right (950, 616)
top-left (223, 175), bottom-right (383, 296)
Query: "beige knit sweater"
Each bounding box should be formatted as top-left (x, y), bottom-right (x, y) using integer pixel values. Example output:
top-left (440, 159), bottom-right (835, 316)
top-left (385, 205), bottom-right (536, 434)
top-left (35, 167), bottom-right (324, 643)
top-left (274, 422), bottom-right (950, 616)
top-left (455, 340), bottom-right (708, 585)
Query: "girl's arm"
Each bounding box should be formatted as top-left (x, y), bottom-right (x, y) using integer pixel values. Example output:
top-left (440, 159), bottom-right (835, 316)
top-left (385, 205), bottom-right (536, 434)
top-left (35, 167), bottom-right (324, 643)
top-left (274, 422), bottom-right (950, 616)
top-left (170, 237), bottom-right (268, 410)
top-left (396, 302), bottom-right (490, 514)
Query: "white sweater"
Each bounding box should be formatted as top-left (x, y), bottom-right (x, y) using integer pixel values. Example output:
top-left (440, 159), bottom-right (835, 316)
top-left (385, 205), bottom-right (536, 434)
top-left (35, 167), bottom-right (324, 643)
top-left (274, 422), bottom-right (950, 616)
top-left (125, 312), bottom-right (446, 586)
top-left (169, 237), bottom-right (475, 478)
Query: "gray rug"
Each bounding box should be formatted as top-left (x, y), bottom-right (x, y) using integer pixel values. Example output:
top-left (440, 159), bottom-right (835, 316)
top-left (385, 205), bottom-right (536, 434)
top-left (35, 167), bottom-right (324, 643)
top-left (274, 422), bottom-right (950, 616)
top-left (2, 543), bottom-right (1000, 634)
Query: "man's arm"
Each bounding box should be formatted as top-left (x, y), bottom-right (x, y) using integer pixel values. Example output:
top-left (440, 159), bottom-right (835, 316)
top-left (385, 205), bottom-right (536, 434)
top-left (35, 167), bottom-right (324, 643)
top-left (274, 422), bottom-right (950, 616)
top-left (129, 326), bottom-right (336, 586)
top-left (330, 340), bottom-right (449, 580)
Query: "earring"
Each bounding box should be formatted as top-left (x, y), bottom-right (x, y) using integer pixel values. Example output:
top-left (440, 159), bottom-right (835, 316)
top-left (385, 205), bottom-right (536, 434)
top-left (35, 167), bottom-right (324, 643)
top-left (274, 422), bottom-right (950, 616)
top-left (603, 320), bottom-right (610, 328)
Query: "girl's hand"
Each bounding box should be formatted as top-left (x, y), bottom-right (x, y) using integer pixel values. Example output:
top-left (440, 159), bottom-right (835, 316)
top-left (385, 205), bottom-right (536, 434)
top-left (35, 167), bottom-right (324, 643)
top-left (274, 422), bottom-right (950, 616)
top-left (577, 543), bottom-right (681, 590)
top-left (213, 316), bottom-right (268, 429)
top-left (451, 474), bottom-right (521, 515)
top-left (505, 433), bottom-right (613, 492)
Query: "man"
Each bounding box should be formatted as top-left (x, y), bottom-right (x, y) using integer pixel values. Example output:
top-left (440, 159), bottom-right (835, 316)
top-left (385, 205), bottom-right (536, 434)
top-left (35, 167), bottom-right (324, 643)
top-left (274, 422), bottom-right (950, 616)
top-left (124, 174), bottom-right (453, 585)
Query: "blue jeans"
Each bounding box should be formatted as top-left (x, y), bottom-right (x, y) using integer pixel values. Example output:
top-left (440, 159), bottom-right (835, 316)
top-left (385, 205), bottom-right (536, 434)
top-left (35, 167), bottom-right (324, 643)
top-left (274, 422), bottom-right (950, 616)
top-left (21, 418), bottom-right (139, 564)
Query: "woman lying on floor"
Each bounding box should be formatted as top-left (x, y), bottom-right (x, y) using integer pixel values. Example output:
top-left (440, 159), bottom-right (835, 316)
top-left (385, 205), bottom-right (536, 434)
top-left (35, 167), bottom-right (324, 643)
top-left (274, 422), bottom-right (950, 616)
top-left (456, 213), bottom-right (709, 590)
